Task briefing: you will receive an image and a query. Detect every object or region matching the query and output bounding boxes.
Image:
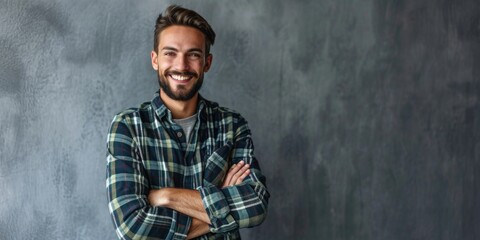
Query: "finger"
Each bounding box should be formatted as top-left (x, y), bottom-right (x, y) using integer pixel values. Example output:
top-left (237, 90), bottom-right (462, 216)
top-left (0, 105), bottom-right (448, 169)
top-left (226, 161), bottom-right (245, 185)
top-left (224, 161), bottom-right (245, 187)
top-left (230, 164), bottom-right (249, 186)
top-left (222, 164), bottom-right (236, 187)
top-left (222, 161), bottom-right (244, 187)
top-left (235, 169), bottom-right (250, 185)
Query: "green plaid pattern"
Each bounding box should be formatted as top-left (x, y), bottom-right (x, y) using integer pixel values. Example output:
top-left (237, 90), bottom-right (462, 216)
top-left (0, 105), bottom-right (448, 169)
top-left (106, 92), bottom-right (269, 239)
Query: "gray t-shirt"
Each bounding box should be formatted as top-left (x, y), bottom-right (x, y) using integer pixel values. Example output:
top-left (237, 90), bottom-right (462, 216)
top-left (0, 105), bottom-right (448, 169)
top-left (173, 113), bottom-right (198, 143)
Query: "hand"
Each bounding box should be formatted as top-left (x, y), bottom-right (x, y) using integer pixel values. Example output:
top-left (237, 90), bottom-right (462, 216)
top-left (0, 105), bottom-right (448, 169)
top-left (221, 160), bottom-right (250, 188)
top-left (186, 218), bottom-right (210, 239)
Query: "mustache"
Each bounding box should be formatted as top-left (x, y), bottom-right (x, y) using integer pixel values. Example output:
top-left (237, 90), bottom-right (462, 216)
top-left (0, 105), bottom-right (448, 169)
top-left (166, 70), bottom-right (198, 78)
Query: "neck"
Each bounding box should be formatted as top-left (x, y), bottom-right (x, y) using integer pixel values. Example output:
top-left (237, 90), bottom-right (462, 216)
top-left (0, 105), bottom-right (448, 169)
top-left (160, 90), bottom-right (199, 119)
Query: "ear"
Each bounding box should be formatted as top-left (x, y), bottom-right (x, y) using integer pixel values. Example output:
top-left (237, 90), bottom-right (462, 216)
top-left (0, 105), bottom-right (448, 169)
top-left (151, 50), bottom-right (159, 71)
top-left (203, 54), bottom-right (213, 72)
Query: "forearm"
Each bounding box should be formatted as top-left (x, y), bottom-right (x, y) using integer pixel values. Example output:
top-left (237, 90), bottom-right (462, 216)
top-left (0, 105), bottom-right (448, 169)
top-left (149, 188), bottom-right (211, 224)
top-left (107, 156), bottom-right (191, 239)
top-left (109, 202), bottom-right (191, 239)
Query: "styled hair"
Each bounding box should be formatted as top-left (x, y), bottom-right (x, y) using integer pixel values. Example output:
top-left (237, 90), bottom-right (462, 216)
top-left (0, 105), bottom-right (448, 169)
top-left (153, 5), bottom-right (216, 54)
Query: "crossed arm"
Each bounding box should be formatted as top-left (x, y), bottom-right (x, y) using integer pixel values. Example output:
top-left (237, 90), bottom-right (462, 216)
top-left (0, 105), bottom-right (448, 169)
top-left (107, 116), bottom-right (269, 239)
top-left (148, 161), bottom-right (251, 239)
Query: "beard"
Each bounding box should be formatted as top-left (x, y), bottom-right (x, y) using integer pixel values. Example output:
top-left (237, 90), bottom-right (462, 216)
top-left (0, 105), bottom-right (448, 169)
top-left (157, 69), bottom-right (204, 101)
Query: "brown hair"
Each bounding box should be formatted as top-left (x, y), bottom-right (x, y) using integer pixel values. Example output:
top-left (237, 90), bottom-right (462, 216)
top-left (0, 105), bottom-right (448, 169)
top-left (153, 5), bottom-right (216, 54)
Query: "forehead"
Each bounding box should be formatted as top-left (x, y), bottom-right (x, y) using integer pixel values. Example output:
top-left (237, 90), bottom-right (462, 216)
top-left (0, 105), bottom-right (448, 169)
top-left (158, 25), bottom-right (206, 50)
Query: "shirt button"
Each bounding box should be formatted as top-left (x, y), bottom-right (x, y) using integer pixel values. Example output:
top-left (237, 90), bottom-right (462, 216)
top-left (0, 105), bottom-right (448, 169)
top-left (177, 132), bottom-right (183, 138)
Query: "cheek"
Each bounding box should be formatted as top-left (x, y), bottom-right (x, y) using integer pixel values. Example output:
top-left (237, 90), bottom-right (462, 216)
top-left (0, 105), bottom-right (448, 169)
top-left (191, 61), bottom-right (206, 72)
top-left (158, 61), bottom-right (172, 72)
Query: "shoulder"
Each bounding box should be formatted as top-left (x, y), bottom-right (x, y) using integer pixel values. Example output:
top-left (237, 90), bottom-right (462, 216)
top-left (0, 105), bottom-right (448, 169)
top-left (109, 101), bottom-right (155, 130)
top-left (202, 98), bottom-right (248, 126)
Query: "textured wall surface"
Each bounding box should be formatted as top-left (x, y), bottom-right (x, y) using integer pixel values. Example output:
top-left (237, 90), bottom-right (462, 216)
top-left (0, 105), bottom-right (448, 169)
top-left (1, 0), bottom-right (479, 239)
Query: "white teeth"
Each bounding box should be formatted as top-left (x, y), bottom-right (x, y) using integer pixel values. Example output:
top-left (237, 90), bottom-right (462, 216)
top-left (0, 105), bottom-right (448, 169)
top-left (171, 74), bottom-right (190, 81)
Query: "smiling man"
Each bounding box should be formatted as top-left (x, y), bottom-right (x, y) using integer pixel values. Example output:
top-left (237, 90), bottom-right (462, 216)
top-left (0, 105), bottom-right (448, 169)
top-left (106, 5), bottom-right (269, 240)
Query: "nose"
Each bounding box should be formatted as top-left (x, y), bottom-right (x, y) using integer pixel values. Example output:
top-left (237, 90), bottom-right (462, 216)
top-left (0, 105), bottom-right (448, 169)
top-left (173, 54), bottom-right (189, 71)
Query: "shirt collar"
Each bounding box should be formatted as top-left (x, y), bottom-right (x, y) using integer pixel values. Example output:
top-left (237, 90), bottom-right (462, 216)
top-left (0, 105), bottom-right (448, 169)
top-left (152, 90), bottom-right (207, 121)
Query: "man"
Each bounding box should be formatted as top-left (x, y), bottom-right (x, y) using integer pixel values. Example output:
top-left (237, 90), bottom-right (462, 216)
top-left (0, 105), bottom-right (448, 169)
top-left (106, 5), bottom-right (269, 240)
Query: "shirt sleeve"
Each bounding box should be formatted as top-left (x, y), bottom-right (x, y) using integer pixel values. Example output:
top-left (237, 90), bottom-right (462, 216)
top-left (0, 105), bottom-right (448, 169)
top-left (106, 115), bottom-right (191, 240)
top-left (197, 117), bottom-right (270, 233)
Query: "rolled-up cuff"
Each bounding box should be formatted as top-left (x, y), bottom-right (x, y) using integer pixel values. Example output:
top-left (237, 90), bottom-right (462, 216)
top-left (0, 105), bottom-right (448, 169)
top-left (171, 211), bottom-right (192, 239)
top-left (197, 185), bottom-right (238, 233)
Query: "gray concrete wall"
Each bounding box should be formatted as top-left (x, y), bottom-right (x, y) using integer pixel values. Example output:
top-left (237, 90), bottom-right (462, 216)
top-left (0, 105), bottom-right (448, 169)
top-left (1, 0), bottom-right (479, 239)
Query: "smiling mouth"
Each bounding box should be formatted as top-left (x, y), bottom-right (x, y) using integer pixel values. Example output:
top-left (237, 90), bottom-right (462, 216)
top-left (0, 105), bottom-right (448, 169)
top-left (167, 71), bottom-right (197, 83)
top-left (170, 74), bottom-right (192, 81)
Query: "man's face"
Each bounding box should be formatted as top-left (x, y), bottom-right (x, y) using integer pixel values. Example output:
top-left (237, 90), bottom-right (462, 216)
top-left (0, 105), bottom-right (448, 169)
top-left (151, 25), bottom-right (212, 102)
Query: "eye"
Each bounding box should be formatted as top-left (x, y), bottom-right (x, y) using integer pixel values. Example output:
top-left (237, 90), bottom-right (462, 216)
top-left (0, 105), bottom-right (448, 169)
top-left (188, 52), bottom-right (202, 59)
top-left (164, 51), bottom-right (176, 57)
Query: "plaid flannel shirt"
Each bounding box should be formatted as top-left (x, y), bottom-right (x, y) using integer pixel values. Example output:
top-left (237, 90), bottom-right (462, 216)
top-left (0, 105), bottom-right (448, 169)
top-left (106, 92), bottom-right (269, 239)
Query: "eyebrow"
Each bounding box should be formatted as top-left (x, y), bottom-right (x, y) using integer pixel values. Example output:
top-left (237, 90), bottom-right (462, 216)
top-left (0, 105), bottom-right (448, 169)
top-left (161, 47), bottom-right (204, 53)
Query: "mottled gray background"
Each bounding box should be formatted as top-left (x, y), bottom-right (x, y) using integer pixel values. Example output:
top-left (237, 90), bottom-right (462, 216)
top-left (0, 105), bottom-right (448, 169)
top-left (1, 0), bottom-right (479, 239)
